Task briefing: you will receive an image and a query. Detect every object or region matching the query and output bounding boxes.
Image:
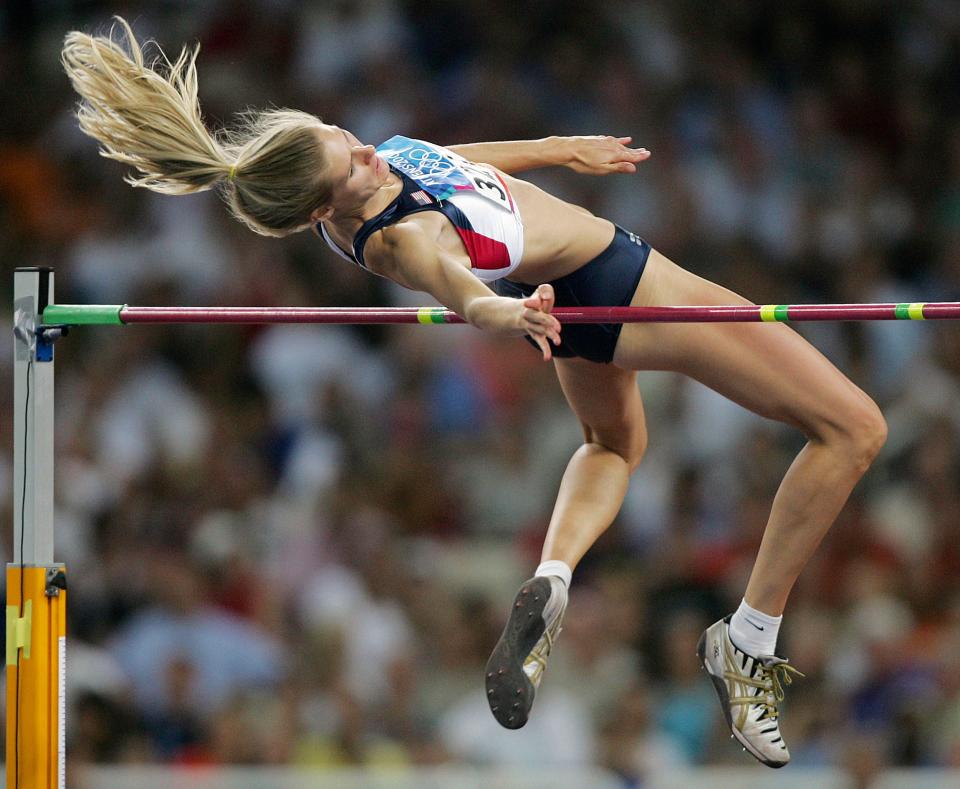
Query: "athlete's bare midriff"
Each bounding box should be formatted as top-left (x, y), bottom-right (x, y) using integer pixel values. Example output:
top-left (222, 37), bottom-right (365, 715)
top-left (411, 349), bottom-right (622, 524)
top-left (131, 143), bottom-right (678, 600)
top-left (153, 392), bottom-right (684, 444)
top-left (498, 171), bottom-right (617, 284)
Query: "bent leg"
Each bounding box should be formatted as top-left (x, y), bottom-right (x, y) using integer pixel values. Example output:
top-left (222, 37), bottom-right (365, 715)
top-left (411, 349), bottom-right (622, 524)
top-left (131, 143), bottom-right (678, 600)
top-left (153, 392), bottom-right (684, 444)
top-left (486, 359), bottom-right (646, 730)
top-left (542, 357), bottom-right (648, 569)
top-left (614, 250), bottom-right (887, 614)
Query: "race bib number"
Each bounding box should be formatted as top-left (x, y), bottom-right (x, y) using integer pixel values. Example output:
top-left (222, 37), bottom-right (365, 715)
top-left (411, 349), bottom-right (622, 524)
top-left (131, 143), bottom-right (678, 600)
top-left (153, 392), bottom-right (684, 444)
top-left (377, 135), bottom-right (514, 212)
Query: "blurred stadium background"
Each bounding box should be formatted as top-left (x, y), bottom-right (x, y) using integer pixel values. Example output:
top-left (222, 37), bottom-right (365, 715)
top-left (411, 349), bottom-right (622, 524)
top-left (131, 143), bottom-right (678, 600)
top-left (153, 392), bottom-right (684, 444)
top-left (2, 1), bottom-right (960, 787)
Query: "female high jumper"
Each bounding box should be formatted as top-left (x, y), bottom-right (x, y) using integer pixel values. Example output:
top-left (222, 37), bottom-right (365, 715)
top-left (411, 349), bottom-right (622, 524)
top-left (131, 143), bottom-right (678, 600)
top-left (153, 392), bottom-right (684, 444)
top-left (62, 18), bottom-right (887, 767)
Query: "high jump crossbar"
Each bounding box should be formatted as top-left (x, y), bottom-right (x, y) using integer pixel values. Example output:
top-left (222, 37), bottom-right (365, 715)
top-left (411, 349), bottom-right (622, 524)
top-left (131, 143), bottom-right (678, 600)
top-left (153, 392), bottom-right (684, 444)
top-left (10, 268), bottom-right (960, 789)
top-left (38, 301), bottom-right (960, 325)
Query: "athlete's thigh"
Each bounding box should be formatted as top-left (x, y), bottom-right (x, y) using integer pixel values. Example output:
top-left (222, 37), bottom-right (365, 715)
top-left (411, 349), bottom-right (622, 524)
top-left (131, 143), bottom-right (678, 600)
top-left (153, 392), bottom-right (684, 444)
top-left (613, 250), bottom-right (876, 435)
top-left (554, 356), bottom-right (647, 461)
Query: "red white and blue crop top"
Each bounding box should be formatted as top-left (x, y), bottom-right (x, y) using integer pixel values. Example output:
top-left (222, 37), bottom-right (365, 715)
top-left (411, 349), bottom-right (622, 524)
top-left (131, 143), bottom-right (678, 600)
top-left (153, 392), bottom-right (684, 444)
top-left (317, 135), bottom-right (524, 282)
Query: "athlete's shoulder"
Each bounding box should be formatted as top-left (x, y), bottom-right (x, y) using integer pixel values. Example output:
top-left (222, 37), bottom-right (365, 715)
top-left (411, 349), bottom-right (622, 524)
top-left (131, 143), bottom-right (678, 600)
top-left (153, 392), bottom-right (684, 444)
top-left (364, 219), bottom-right (431, 274)
top-left (369, 217), bottom-right (436, 252)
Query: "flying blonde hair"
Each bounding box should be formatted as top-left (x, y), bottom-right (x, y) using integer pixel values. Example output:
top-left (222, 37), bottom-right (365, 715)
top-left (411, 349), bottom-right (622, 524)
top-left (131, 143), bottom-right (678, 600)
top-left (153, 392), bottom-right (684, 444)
top-left (61, 17), bottom-right (331, 237)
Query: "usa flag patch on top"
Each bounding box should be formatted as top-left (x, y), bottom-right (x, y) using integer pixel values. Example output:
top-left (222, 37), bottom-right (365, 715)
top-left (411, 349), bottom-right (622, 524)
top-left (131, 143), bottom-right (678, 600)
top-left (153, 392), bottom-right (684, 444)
top-left (410, 190), bottom-right (432, 206)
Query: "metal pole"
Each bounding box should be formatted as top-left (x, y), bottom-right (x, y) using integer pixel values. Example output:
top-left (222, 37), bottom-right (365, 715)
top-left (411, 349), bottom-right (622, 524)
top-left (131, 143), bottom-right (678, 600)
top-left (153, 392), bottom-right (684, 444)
top-left (13, 269), bottom-right (55, 565)
top-left (10, 268), bottom-right (66, 789)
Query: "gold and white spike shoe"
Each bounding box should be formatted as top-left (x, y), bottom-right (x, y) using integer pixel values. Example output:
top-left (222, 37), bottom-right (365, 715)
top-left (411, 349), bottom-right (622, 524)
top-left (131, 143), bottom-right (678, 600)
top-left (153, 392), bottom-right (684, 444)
top-left (697, 615), bottom-right (804, 768)
top-left (485, 575), bottom-right (567, 729)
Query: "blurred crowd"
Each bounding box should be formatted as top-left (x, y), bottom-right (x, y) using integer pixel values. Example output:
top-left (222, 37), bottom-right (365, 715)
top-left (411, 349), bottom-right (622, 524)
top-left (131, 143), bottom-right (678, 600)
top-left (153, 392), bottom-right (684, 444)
top-left (2, 0), bottom-right (960, 784)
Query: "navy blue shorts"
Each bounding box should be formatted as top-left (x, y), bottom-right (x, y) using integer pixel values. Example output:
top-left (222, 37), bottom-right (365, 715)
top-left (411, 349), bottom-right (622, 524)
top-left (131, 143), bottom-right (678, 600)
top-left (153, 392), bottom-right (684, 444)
top-left (494, 226), bottom-right (651, 364)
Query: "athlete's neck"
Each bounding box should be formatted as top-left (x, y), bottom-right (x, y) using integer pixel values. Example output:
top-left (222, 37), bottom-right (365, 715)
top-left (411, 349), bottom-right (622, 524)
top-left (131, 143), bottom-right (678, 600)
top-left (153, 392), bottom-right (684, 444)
top-left (326, 171), bottom-right (401, 237)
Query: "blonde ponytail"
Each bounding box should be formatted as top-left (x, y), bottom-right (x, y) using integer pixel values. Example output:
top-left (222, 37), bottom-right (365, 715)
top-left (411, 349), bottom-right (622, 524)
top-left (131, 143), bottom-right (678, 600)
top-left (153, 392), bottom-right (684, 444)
top-left (62, 17), bottom-right (230, 193)
top-left (62, 17), bottom-right (332, 237)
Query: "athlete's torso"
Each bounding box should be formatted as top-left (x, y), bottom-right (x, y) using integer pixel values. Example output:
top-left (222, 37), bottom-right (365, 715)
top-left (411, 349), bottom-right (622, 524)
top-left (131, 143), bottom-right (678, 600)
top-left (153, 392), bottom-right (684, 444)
top-left (318, 136), bottom-right (615, 284)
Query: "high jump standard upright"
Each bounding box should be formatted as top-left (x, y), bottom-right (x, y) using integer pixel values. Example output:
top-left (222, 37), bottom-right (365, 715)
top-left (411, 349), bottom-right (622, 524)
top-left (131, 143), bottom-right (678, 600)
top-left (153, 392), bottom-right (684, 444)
top-left (10, 267), bottom-right (66, 789)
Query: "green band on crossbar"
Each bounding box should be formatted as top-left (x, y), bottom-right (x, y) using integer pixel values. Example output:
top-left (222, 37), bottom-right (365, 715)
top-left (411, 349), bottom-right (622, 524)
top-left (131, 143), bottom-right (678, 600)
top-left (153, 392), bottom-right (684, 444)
top-left (894, 303), bottom-right (926, 320)
top-left (759, 305), bottom-right (790, 322)
top-left (42, 305), bottom-right (124, 325)
top-left (416, 307), bottom-right (446, 324)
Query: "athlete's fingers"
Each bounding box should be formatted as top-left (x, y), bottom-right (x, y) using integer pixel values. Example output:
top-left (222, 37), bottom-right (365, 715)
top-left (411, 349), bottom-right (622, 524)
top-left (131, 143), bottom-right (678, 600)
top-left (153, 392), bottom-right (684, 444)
top-left (522, 286), bottom-right (559, 346)
top-left (524, 307), bottom-right (561, 332)
top-left (522, 308), bottom-right (561, 348)
top-left (527, 282), bottom-right (553, 300)
top-left (521, 300), bottom-right (544, 322)
top-left (523, 287), bottom-right (554, 316)
top-left (523, 308), bottom-right (559, 333)
top-left (536, 284), bottom-right (555, 312)
top-left (531, 331), bottom-right (552, 362)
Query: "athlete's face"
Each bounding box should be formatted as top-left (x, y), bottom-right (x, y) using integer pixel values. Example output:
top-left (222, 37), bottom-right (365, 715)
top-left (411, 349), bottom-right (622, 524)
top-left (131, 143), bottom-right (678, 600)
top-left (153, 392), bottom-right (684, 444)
top-left (313, 124), bottom-right (389, 220)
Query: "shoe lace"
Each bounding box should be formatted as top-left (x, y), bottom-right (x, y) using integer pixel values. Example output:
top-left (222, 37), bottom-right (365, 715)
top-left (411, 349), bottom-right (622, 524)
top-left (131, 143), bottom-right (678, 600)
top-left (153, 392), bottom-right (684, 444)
top-left (523, 613), bottom-right (564, 687)
top-left (725, 659), bottom-right (805, 720)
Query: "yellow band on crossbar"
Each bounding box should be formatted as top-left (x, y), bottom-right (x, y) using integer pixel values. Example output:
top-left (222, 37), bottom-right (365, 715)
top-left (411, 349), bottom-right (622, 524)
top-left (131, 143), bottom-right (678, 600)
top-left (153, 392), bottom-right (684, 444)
top-left (416, 307), bottom-right (445, 324)
top-left (908, 303), bottom-right (925, 320)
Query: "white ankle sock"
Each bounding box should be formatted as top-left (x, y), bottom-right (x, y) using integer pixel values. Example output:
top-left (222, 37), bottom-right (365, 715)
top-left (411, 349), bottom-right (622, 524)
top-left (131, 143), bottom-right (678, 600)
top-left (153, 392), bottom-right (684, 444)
top-left (535, 560), bottom-right (572, 589)
top-left (729, 599), bottom-right (781, 656)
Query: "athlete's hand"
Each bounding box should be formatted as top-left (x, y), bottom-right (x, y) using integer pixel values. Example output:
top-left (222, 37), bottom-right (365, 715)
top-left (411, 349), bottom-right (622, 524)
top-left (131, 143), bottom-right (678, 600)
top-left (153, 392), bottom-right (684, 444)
top-left (521, 284), bottom-right (561, 361)
top-left (566, 135), bottom-right (650, 176)
top-left (464, 287), bottom-right (561, 360)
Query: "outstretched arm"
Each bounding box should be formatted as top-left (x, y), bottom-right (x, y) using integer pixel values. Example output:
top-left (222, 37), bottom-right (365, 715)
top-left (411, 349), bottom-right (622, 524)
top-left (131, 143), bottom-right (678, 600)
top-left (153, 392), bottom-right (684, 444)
top-left (446, 135), bottom-right (650, 175)
top-left (365, 223), bottom-right (561, 360)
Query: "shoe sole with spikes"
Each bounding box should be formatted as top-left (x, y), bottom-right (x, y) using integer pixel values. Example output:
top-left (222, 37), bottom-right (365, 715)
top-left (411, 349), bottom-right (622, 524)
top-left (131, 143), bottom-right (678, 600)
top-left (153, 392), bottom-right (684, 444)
top-left (484, 576), bottom-right (552, 729)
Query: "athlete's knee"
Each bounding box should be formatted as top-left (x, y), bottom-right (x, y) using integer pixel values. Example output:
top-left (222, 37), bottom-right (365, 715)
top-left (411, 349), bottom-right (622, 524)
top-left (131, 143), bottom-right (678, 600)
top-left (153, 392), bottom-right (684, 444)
top-left (830, 395), bottom-right (887, 472)
top-left (625, 426), bottom-right (648, 472)
top-left (586, 422), bottom-right (647, 473)
top-left (851, 398), bottom-right (887, 468)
